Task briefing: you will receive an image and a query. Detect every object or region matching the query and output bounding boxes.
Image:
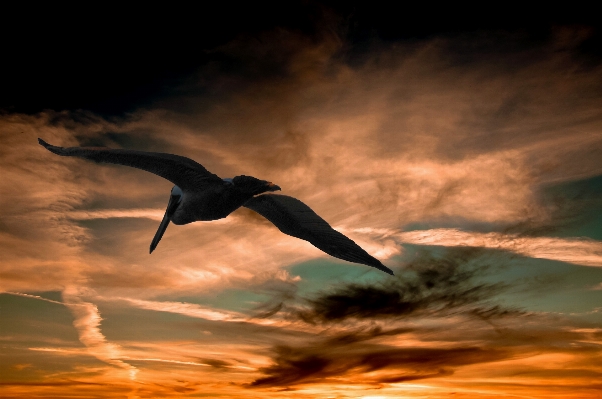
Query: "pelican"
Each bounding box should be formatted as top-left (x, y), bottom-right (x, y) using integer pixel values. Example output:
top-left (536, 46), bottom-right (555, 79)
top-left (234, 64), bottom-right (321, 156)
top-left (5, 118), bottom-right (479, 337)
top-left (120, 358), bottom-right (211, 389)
top-left (38, 139), bottom-right (393, 275)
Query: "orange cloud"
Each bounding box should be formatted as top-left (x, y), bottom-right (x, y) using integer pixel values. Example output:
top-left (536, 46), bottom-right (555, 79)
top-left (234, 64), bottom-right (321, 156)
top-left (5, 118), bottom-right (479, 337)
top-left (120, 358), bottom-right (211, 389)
top-left (62, 287), bottom-right (138, 380)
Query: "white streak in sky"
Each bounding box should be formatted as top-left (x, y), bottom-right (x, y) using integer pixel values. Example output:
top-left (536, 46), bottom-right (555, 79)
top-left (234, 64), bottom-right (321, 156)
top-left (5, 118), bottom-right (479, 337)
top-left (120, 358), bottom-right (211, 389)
top-left (62, 287), bottom-right (138, 379)
top-left (3, 291), bottom-right (66, 305)
top-left (65, 208), bottom-right (235, 224)
top-left (66, 209), bottom-right (164, 221)
top-left (395, 228), bottom-right (602, 267)
top-left (122, 357), bottom-right (256, 370)
top-left (28, 347), bottom-right (89, 355)
top-left (124, 358), bottom-right (210, 367)
top-left (112, 297), bottom-right (244, 321)
top-left (96, 296), bottom-right (306, 330)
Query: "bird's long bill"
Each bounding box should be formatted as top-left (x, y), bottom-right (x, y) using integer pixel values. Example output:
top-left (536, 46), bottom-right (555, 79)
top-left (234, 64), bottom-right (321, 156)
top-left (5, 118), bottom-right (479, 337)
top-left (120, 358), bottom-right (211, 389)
top-left (149, 194), bottom-right (181, 254)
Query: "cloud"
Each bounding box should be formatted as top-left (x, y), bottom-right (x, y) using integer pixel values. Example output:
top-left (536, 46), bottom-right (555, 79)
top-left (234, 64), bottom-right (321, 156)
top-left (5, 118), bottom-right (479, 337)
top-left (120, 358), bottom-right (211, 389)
top-left (245, 246), bottom-right (601, 390)
top-left (91, 291), bottom-right (306, 331)
top-left (244, 249), bottom-right (527, 388)
top-left (66, 208), bottom-right (166, 221)
top-left (3, 26), bottom-right (602, 297)
top-left (0, 381), bottom-right (104, 387)
top-left (291, 249), bottom-right (515, 324)
top-left (3, 291), bottom-right (66, 305)
top-left (106, 297), bottom-right (245, 322)
top-left (122, 358), bottom-right (210, 367)
top-left (248, 285), bottom-right (600, 390)
top-left (249, 339), bottom-right (510, 388)
top-left (61, 287), bottom-right (137, 379)
top-left (395, 229), bottom-right (602, 267)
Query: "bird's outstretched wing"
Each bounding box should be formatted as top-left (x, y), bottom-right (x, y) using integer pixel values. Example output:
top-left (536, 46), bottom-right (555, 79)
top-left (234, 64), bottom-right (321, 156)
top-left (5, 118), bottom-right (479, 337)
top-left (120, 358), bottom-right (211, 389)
top-left (244, 194), bottom-right (394, 275)
top-left (38, 139), bottom-right (223, 191)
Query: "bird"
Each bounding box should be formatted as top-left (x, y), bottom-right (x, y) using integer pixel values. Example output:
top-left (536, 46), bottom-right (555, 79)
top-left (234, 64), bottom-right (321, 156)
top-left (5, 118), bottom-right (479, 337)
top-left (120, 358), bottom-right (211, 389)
top-left (38, 138), bottom-right (393, 275)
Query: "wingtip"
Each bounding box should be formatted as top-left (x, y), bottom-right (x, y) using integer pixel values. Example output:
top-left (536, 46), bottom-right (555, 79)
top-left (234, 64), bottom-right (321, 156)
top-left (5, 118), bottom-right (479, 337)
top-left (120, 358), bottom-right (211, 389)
top-left (372, 261), bottom-right (394, 276)
top-left (39, 138), bottom-right (61, 155)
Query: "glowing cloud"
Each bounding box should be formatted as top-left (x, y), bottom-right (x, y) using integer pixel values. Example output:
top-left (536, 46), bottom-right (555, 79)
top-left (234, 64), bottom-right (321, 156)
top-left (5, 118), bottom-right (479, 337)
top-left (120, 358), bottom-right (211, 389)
top-left (62, 287), bottom-right (138, 380)
top-left (395, 229), bottom-right (602, 267)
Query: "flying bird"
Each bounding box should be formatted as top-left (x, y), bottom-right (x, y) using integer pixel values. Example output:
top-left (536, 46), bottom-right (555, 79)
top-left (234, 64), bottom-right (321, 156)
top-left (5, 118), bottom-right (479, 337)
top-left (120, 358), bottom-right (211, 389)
top-left (38, 138), bottom-right (393, 275)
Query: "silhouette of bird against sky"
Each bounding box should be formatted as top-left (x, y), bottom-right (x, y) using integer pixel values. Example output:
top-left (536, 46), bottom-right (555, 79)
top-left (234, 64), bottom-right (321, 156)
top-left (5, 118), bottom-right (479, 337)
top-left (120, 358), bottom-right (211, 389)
top-left (39, 139), bottom-right (393, 275)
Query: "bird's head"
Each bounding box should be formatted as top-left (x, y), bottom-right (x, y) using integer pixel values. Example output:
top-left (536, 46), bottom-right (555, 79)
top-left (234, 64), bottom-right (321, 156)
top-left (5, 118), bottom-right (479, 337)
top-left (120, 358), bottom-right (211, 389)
top-left (171, 185), bottom-right (183, 198)
top-left (232, 175), bottom-right (281, 196)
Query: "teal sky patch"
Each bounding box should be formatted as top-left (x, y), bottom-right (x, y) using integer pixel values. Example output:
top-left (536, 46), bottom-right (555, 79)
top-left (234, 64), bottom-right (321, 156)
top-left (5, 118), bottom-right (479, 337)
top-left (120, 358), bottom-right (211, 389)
top-left (539, 174), bottom-right (602, 240)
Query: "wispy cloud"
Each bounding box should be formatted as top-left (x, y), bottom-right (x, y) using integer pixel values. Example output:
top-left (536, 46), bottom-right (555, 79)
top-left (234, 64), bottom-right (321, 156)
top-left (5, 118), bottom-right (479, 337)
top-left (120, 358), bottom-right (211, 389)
top-left (250, 342), bottom-right (509, 388)
top-left (245, 248), bottom-right (601, 390)
top-left (67, 209), bottom-right (165, 221)
top-left (291, 250), bottom-right (517, 324)
top-left (29, 347), bottom-right (90, 355)
top-left (106, 297), bottom-right (245, 322)
top-left (94, 295), bottom-right (312, 333)
top-left (3, 291), bottom-right (66, 305)
top-left (61, 287), bottom-right (138, 380)
top-left (122, 357), bottom-right (253, 370)
top-left (395, 229), bottom-right (602, 267)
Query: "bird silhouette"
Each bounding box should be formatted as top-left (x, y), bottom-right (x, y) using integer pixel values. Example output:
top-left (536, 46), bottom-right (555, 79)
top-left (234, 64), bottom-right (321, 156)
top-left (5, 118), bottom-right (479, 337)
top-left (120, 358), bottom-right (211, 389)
top-left (39, 138), bottom-right (393, 275)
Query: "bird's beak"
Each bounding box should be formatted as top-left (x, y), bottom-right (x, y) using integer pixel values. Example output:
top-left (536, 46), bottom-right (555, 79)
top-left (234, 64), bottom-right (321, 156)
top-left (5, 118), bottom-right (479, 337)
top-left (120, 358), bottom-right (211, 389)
top-left (266, 182), bottom-right (281, 192)
top-left (150, 193), bottom-right (181, 253)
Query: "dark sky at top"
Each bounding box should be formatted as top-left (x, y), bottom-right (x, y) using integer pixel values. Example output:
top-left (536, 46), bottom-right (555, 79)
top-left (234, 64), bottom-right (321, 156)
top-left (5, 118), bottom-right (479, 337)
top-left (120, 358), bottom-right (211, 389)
top-left (3, 2), bottom-right (600, 116)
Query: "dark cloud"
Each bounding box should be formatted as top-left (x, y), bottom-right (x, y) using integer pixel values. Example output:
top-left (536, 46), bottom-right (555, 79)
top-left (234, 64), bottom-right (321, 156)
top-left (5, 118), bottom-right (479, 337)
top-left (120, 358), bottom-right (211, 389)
top-left (324, 326), bottom-right (415, 345)
top-left (292, 249), bottom-right (518, 323)
top-left (245, 249), bottom-right (525, 388)
top-left (201, 359), bottom-right (232, 369)
top-left (242, 269), bottom-right (301, 320)
top-left (249, 341), bottom-right (509, 388)
top-left (249, 287), bottom-right (601, 389)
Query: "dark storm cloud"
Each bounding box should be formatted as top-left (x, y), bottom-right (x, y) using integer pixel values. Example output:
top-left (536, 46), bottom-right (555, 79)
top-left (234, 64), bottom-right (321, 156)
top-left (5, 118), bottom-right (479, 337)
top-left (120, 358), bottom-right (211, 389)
top-left (249, 341), bottom-right (509, 388)
top-left (244, 249), bottom-right (527, 388)
top-left (323, 325), bottom-right (414, 345)
top-left (293, 249), bottom-right (519, 323)
top-left (248, 280), bottom-right (601, 389)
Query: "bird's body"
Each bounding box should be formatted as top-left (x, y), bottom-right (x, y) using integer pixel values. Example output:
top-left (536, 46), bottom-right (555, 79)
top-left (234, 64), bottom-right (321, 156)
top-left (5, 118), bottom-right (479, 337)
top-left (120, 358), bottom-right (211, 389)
top-left (38, 138), bottom-right (394, 275)
top-left (170, 186), bottom-right (248, 224)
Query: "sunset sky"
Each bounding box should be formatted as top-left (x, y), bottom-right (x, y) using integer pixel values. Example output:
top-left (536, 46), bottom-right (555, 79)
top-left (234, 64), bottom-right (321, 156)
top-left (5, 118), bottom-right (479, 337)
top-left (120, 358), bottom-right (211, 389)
top-left (1, 3), bottom-right (602, 398)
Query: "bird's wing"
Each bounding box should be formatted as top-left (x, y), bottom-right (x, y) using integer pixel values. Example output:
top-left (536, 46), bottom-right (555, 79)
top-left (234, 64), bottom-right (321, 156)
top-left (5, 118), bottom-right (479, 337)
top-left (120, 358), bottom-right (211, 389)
top-left (244, 194), bottom-right (394, 275)
top-left (39, 139), bottom-right (223, 191)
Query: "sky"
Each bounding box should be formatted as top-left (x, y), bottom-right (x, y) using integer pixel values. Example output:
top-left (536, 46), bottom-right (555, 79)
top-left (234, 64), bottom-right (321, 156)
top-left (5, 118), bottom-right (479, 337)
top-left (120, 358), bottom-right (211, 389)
top-left (1, 3), bottom-right (602, 398)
